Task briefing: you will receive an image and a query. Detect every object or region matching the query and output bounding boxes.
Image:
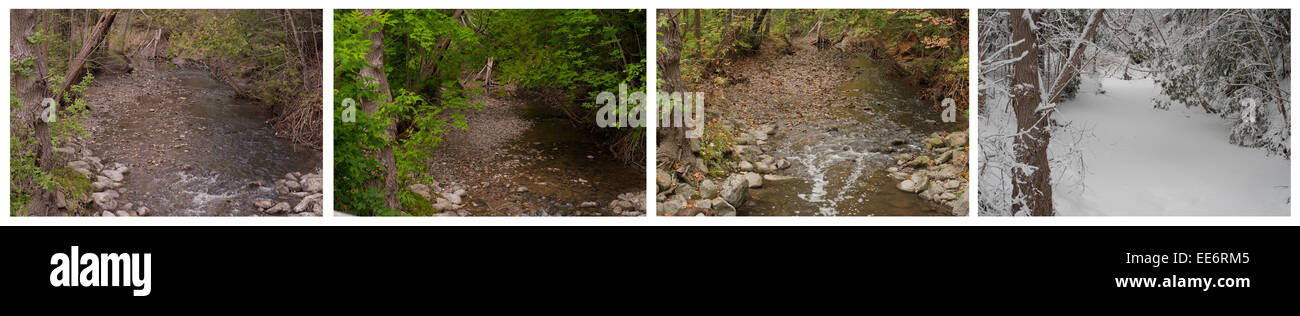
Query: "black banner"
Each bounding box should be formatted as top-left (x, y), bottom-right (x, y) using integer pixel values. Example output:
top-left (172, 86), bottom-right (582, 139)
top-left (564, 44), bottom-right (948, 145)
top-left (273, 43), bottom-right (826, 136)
top-left (1, 226), bottom-right (1294, 305)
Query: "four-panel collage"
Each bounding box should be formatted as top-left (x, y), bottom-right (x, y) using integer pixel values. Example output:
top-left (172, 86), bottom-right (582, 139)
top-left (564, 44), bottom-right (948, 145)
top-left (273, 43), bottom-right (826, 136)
top-left (7, 8), bottom-right (1292, 217)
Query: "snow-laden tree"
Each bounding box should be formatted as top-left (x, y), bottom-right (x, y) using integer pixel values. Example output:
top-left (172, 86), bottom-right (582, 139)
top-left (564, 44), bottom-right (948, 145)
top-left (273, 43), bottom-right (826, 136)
top-left (978, 9), bottom-right (1105, 216)
top-left (1119, 9), bottom-right (1290, 158)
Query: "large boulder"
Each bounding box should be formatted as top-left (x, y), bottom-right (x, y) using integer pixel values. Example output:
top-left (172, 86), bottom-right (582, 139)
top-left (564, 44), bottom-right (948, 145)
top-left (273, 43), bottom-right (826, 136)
top-left (720, 174), bottom-right (749, 205)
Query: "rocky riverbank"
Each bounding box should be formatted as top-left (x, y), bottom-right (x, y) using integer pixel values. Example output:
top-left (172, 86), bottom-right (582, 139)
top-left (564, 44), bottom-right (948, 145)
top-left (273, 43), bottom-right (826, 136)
top-left (888, 131), bottom-right (970, 215)
top-left (70, 60), bottom-right (322, 216)
top-left (419, 91), bottom-right (646, 216)
top-left (657, 123), bottom-right (788, 216)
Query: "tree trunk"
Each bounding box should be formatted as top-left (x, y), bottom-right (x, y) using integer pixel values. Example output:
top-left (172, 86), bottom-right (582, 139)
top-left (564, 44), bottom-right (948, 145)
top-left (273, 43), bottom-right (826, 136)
top-left (656, 9), bottom-right (691, 169)
top-left (58, 9), bottom-right (117, 99)
top-left (1045, 9), bottom-right (1106, 104)
top-left (692, 9), bottom-right (702, 43)
top-left (412, 9), bottom-right (465, 92)
top-left (118, 9), bottom-right (132, 54)
top-left (11, 9), bottom-right (57, 216)
top-left (1009, 9), bottom-right (1054, 216)
top-left (357, 9), bottom-right (401, 212)
top-left (749, 9), bottom-right (770, 35)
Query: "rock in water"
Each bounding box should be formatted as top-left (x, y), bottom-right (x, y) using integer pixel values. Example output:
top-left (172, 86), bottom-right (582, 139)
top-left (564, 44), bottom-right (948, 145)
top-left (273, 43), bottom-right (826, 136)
top-left (284, 179), bottom-right (303, 191)
top-left (763, 174), bottom-right (796, 181)
top-left (898, 172), bottom-right (929, 193)
top-left (720, 174), bottom-right (749, 206)
top-left (744, 172), bottom-right (763, 188)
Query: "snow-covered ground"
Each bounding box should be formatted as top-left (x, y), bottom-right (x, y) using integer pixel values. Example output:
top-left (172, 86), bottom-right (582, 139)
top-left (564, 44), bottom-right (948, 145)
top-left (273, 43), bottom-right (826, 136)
top-left (1046, 78), bottom-right (1290, 215)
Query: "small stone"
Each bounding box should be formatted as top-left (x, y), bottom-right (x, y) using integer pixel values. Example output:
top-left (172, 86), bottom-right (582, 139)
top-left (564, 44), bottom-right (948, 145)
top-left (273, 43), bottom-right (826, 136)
top-left (694, 199), bottom-right (713, 210)
top-left (698, 179), bottom-right (720, 200)
top-left (906, 156), bottom-right (932, 167)
top-left (266, 202), bottom-right (291, 214)
top-left (744, 172), bottom-right (763, 188)
top-left (408, 184), bottom-right (432, 199)
top-left (763, 174), bottom-right (796, 181)
top-left (738, 161), bottom-right (754, 171)
top-left (102, 169), bottom-right (125, 182)
top-left (655, 169), bottom-right (675, 192)
top-left (136, 206), bottom-right (151, 216)
top-left (711, 198), bottom-right (737, 216)
top-left (516, 186), bottom-right (529, 193)
top-left (579, 201), bottom-right (598, 208)
top-left (946, 132), bottom-right (968, 148)
top-left (101, 211), bottom-right (116, 217)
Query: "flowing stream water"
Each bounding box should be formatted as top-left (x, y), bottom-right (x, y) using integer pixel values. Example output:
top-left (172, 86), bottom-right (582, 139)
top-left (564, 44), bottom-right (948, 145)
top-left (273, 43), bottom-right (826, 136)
top-left (88, 66), bottom-right (321, 215)
top-left (742, 56), bottom-right (965, 216)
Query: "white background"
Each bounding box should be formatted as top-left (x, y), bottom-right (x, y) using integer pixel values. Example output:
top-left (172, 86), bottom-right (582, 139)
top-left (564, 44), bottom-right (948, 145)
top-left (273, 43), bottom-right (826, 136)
top-left (1, 1), bottom-right (1294, 226)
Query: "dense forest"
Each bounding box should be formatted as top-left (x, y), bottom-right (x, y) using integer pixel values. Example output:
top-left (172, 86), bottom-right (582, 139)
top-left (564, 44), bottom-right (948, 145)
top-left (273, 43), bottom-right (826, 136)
top-left (979, 9), bottom-right (1290, 216)
top-left (11, 9), bottom-right (323, 216)
top-left (656, 9), bottom-right (970, 216)
top-left (334, 9), bottom-right (646, 216)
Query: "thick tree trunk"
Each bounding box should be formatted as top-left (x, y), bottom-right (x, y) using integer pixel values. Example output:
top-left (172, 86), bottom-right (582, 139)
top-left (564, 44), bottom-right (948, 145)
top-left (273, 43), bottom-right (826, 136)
top-left (58, 9), bottom-right (117, 99)
top-left (656, 9), bottom-right (691, 169)
top-left (1009, 9), bottom-right (1054, 216)
top-left (12, 9), bottom-right (57, 216)
top-left (357, 9), bottom-right (401, 212)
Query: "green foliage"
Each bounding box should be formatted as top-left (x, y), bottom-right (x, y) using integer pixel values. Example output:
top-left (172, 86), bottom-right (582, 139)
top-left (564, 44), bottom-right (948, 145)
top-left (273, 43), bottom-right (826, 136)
top-left (334, 9), bottom-right (645, 214)
top-left (699, 121), bottom-right (737, 177)
top-left (165, 10), bottom-right (320, 112)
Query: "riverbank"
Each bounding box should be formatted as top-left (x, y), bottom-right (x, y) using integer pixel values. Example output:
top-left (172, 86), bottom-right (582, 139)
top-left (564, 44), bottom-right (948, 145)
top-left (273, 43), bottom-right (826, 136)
top-left (657, 34), bottom-right (968, 216)
top-left (417, 89), bottom-right (646, 216)
top-left (67, 62), bottom-right (322, 216)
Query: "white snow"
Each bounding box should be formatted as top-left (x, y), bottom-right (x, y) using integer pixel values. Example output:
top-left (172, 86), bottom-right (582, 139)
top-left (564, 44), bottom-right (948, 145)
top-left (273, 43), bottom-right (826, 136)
top-left (1049, 77), bottom-right (1290, 215)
